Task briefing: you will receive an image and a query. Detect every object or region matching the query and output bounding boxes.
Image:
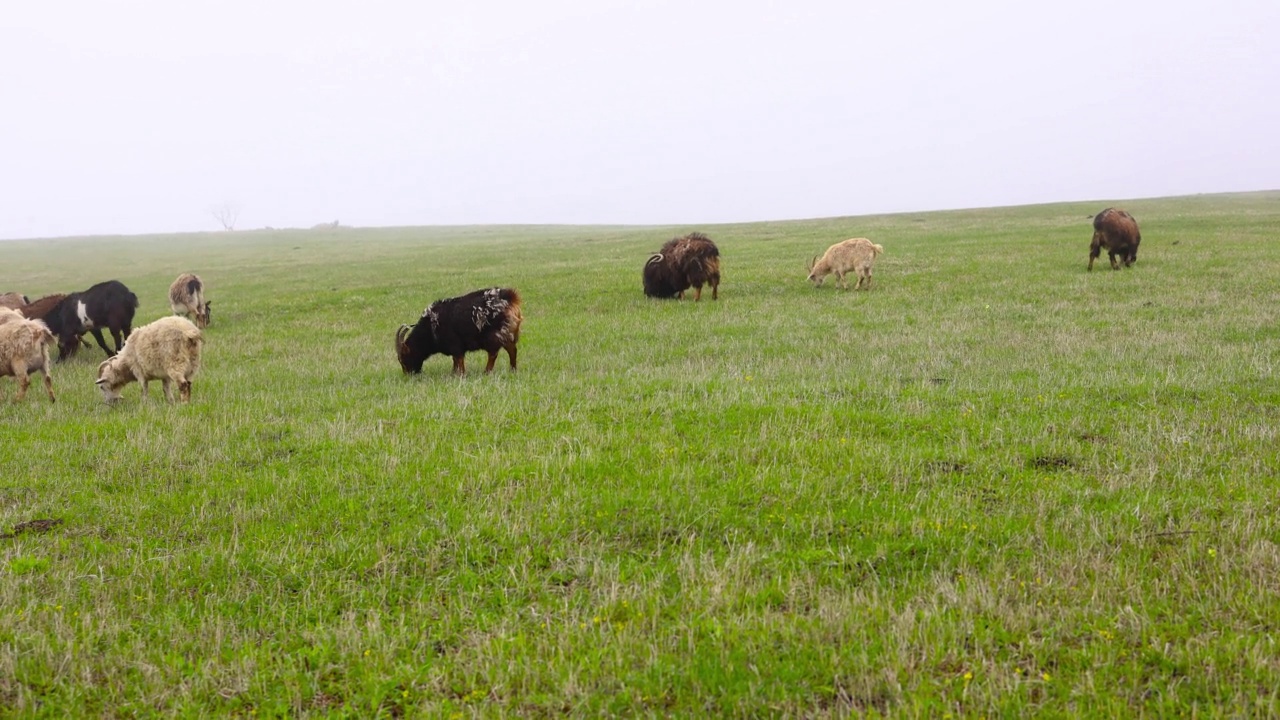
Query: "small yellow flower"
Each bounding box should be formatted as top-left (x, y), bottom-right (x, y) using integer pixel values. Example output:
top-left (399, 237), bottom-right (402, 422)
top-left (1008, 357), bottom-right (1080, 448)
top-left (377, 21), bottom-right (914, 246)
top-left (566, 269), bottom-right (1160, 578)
top-left (1208, 548), bottom-right (1216, 557)
top-left (1042, 672), bottom-right (1052, 681)
top-left (963, 671), bottom-right (973, 681)
top-left (363, 649), bottom-right (370, 657)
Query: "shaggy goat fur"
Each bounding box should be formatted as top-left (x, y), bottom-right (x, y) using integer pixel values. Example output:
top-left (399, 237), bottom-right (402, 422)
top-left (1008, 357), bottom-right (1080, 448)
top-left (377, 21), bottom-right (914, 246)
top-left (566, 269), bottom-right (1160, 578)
top-left (0, 307), bottom-right (24, 325)
top-left (0, 292), bottom-right (29, 310)
top-left (168, 273), bottom-right (211, 328)
top-left (0, 315), bottom-right (57, 402)
top-left (1089, 208), bottom-right (1142, 271)
top-left (643, 232), bottom-right (721, 300)
top-left (808, 238), bottom-right (884, 290)
top-left (396, 288), bottom-right (522, 375)
top-left (95, 316), bottom-right (203, 403)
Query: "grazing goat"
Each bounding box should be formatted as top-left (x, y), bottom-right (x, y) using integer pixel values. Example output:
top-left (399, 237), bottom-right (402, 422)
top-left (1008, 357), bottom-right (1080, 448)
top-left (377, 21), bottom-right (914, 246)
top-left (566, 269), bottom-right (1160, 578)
top-left (15, 294), bottom-right (89, 351)
top-left (44, 280), bottom-right (139, 360)
top-left (396, 288), bottom-right (522, 376)
top-left (168, 273), bottom-right (211, 328)
top-left (0, 292), bottom-right (30, 310)
top-left (95, 316), bottom-right (203, 403)
top-left (808, 238), bottom-right (884, 290)
top-left (643, 232), bottom-right (721, 300)
top-left (0, 314), bottom-right (57, 402)
top-left (1088, 208), bottom-right (1142, 271)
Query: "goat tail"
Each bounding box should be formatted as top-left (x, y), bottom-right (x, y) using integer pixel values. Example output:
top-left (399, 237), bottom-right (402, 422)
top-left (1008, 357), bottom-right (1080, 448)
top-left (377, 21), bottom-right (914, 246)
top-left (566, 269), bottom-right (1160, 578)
top-left (872, 244), bottom-right (884, 255)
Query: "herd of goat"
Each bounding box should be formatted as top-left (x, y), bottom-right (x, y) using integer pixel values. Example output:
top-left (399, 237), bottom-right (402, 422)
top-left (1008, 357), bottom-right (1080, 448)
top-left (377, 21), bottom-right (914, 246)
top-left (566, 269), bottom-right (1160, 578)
top-left (0, 209), bottom-right (1141, 404)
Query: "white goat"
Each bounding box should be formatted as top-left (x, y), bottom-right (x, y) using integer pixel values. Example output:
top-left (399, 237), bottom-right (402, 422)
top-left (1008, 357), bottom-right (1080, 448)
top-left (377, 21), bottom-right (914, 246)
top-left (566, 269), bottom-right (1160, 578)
top-left (807, 238), bottom-right (884, 290)
top-left (0, 314), bottom-right (57, 402)
top-left (168, 273), bottom-right (210, 328)
top-left (95, 316), bottom-right (204, 403)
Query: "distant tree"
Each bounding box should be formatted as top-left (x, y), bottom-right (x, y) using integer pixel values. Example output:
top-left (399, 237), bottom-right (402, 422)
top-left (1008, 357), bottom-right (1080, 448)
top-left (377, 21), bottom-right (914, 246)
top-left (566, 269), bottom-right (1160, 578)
top-left (210, 202), bottom-right (239, 231)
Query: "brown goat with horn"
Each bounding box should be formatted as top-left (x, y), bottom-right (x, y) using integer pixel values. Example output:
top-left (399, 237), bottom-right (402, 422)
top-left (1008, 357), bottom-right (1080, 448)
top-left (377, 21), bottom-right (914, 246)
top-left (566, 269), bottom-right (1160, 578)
top-left (1088, 208), bottom-right (1142, 271)
top-left (643, 232), bottom-right (721, 300)
top-left (396, 288), bottom-right (522, 376)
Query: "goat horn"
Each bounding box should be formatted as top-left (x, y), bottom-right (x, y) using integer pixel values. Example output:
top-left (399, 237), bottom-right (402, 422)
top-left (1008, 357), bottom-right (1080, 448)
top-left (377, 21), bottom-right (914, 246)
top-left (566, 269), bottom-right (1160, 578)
top-left (647, 253), bottom-right (664, 265)
top-left (395, 324), bottom-right (411, 350)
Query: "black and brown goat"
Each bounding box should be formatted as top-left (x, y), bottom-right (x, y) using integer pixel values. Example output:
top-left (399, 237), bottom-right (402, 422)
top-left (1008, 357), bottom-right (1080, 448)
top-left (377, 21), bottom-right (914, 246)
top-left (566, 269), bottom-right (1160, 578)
top-left (43, 280), bottom-right (139, 360)
top-left (1088, 208), bottom-right (1142, 271)
top-left (643, 232), bottom-right (721, 300)
top-left (395, 288), bottom-right (522, 376)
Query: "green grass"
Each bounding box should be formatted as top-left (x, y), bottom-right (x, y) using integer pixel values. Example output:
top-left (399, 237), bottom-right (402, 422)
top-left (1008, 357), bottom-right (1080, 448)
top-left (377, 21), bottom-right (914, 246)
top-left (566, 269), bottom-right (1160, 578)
top-left (2, 191), bottom-right (1279, 717)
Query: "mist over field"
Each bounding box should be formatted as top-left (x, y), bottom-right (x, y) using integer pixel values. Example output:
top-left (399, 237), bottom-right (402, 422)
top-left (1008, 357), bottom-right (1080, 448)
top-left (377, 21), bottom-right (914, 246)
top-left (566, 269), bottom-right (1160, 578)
top-left (2, 0), bottom-right (1278, 240)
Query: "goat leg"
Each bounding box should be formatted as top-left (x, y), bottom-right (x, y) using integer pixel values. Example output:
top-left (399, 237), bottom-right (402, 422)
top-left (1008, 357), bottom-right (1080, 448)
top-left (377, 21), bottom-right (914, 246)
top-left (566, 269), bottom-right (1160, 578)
top-left (89, 328), bottom-right (114, 357)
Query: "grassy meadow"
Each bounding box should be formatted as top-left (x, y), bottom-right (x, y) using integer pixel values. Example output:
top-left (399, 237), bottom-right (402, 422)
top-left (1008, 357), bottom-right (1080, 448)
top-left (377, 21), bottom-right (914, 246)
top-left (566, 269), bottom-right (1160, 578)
top-left (2, 192), bottom-right (1280, 717)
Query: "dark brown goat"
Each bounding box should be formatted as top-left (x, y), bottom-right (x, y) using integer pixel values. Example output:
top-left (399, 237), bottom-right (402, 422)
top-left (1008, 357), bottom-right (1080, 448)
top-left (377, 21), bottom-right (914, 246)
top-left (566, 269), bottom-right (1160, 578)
top-left (395, 288), bottom-right (522, 376)
top-left (16, 294), bottom-right (67, 323)
top-left (1088, 208), bottom-right (1142, 271)
top-left (16, 294), bottom-right (89, 352)
top-left (643, 232), bottom-right (721, 300)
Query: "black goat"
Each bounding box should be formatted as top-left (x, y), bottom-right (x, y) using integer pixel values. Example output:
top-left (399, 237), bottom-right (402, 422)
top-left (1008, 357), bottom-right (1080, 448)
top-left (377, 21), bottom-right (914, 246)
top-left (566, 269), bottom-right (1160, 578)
top-left (395, 288), bottom-right (522, 375)
top-left (44, 280), bottom-right (139, 360)
top-left (643, 232), bottom-right (721, 300)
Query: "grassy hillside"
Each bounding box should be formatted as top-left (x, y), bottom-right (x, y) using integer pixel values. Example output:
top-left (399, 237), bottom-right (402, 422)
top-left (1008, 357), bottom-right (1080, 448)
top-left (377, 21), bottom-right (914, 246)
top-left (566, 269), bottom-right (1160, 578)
top-left (2, 192), bottom-right (1279, 717)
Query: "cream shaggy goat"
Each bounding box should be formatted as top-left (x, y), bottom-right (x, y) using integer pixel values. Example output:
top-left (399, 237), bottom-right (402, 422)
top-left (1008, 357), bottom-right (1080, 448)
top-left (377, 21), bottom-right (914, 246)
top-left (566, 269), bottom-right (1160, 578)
top-left (96, 316), bottom-right (204, 403)
top-left (0, 314), bottom-right (57, 402)
top-left (808, 238), bottom-right (884, 290)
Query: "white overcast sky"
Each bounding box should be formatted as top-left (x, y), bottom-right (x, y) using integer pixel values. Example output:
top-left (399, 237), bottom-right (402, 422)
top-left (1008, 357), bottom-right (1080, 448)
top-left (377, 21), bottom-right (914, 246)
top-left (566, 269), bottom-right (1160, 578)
top-left (1, 0), bottom-right (1277, 239)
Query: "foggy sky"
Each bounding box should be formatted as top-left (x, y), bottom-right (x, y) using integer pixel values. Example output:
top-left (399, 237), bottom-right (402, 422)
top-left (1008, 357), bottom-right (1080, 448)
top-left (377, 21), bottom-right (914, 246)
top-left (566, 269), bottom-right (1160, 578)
top-left (2, 0), bottom-right (1277, 240)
